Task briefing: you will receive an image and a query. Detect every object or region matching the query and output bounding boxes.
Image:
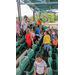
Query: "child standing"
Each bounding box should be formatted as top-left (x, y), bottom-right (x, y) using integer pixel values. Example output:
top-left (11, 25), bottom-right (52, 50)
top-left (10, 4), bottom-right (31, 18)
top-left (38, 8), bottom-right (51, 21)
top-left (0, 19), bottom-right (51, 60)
top-left (34, 53), bottom-right (47, 75)
top-left (43, 31), bottom-right (50, 57)
top-left (25, 29), bottom-right (34, 49)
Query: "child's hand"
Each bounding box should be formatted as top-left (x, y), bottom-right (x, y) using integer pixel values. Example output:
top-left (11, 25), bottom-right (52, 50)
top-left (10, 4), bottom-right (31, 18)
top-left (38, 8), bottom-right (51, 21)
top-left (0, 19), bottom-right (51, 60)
top-left (19, 34), bottom-right (21, 36)
top-left (32, 42), bottom-right (34, 44)
top-left (42, 44), bottom-right (43, 46)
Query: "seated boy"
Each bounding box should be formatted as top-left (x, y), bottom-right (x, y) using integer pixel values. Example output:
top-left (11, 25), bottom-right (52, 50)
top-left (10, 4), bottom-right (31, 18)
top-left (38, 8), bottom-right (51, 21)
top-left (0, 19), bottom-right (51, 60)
top-left (34, 53), bottom-right (47, 75)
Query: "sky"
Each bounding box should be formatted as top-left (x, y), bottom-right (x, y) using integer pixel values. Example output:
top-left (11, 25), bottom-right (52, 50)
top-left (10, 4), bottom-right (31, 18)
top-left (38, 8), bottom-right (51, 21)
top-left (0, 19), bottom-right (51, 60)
top-left (16, 3), bottom-right (58, 18)
top-left (16, 3), bottom-right (33, 17)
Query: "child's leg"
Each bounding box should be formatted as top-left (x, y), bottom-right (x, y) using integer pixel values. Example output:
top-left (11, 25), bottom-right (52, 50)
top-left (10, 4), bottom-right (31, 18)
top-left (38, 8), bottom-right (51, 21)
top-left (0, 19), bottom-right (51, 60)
top-left (44, 44), bottom-right (46, 56)
top-left (17, 33), bottom-right (19, 38)
top-left (46, 44), bottom-right (50, 56)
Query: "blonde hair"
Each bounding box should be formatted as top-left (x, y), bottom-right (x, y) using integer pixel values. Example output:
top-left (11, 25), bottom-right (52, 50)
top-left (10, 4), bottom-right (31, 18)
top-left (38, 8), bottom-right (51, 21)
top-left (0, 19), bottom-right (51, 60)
top-left (26, 28), bottom-right (29, 33)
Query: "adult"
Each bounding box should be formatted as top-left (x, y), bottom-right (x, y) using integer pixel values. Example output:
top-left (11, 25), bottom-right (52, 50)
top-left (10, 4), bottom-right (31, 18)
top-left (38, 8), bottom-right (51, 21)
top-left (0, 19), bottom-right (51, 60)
top-left (21, 15), bottom-right (28, 35)
top-left (28, 18), bottom-right (31, 24)
top-left (16, 20), bottom-right (21, 39)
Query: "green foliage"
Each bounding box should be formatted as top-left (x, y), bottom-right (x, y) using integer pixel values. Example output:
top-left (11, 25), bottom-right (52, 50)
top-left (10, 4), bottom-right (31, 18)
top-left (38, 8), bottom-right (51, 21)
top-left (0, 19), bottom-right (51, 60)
top-left (16, 12), bottom-right (58, 23)
top-left (16, 17), bottom-right (19, 20)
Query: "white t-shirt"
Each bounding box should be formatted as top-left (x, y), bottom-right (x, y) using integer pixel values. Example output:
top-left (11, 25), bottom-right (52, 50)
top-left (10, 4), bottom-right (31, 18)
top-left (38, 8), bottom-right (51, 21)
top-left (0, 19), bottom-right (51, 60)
top-left (21, 20), bottom-right (28, 31)
top-left (34, 59), bottom-right (47, 74)
top-left (32, 33), bottom-right (35, 37)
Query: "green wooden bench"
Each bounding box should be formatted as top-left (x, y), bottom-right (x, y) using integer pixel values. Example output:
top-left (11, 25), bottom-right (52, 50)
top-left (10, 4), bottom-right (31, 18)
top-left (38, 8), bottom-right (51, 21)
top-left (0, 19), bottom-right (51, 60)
top-left (16, 45), bottom-right (22, 53)
top-left (48, 57), bottom-right (52, 67)
top-left (35, 41), bottom-right (39, 46)
top-left (16, 67), bottom-right (22, 75)
top-left (50, 46), bottom-right (52, 51)
top-left (27, 49), bottom-right (35, 59)
top-left (32, 44), bottom-right (37, 52)
top-left (52, 61), bottom-right (58, 75)
top-left (19, 56), bottom-right (30, 71)
top-left (50, 43), bottom-right (52, 46)
top-left (47, 67), bottom-right (53, 75)
top-left (49, 51), bottom-right (52, 57)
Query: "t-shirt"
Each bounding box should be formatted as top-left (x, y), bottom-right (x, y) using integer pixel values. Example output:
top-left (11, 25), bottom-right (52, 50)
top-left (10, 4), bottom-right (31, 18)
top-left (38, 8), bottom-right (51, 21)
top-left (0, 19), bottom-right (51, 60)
top-left (32, 33), bottom-right (35, 37)
top-left (16, 24), bottom-right (20, 34)
top-left (33, 22), bottom-right (35, 25)
top-left (34, 59), bottom-right (47, 74)
top-left (43, 34), bottom-right (50, 44)
top-left (21, 20), bottom-right (28, 31)
top-left (52, 39), bottom-right (58, 46)
top-left (51, 34), bottom-right (54, 38)
top-left (36, 27), bottom-right (40, 35)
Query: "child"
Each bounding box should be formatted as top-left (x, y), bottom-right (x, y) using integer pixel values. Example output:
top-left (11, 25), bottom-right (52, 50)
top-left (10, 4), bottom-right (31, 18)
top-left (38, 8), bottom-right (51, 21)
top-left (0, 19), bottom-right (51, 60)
top-left (43, 31), bottom-right (50, 57)
top-left (29, 28), bottom-right (33, 37)
top-left (43, 30), bottom-right (45, 36)
top-left (30, 24), bottom-right (33, 29)
top-left (32, 29), bottom-right (36, 43)
top-left (33, 20), bottom-right (35, 25)
top-left (25, 29), bottom-right (34, 49)
top-left (34, 53), bottom-right (47, 75)
top-left (48, 26), bottom-right (50, 35)
top-left (52, 36), bottom-right (58, 51)
top-left (35, 25), bottom-right (40, 40)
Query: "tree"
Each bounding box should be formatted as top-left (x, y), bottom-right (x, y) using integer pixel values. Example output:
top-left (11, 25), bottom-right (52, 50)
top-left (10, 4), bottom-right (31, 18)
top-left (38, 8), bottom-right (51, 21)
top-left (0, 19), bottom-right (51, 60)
top-left (16, 12), bottom-right (58, 23)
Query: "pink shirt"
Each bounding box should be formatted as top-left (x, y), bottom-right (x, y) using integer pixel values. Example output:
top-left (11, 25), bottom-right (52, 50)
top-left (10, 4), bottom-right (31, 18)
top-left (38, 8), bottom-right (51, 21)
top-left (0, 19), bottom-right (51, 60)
top-left (16, 25), bottom-right (20, 33)
top-left (16, 20), bottom-right (20, 33)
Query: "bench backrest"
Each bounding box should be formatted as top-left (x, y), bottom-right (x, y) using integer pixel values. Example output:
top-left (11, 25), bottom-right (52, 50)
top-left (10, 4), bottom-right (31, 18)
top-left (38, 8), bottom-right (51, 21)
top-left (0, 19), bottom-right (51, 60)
top-left (27, 49), bottom-right (35, 59)
top-left (16, 67), bottom-right (22, 75)
top-left (32, 44), bottom-right (37, 51)
top-left (49, 51), bottom-right (52, 57)
top-left (19, 56), bottom-right (30, 71)
top-left (48, 57), bottom-right (52, 67)
top-left (47, 67), bottom-right (53, 75)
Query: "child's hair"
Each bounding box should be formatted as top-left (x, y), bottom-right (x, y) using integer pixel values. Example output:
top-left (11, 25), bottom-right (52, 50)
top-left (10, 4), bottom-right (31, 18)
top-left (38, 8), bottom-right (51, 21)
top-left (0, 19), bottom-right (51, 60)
top-left (26, 29), bottom-right (29, 33)
top-left (24, 15), bottom-right (27, 19)
top-left (30, 24), bottom-right (33, 27)
top-left (35, 53), bottom-right (42, 58)
top-left (45, 31), bottom-right (49, 34)
top-left (38, 25), bottom-right (39, 28)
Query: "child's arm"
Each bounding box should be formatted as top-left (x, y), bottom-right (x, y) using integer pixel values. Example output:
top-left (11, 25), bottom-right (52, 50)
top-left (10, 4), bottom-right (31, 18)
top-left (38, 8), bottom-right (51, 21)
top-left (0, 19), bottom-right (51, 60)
top-left (17, 29), bottom-right (21, 36)
top-left (44, 66), bottom-right (47, 75)
top-left (30, 34), bottom-right (34, 44)
top-left (34, 66), bottom-right (36, 75)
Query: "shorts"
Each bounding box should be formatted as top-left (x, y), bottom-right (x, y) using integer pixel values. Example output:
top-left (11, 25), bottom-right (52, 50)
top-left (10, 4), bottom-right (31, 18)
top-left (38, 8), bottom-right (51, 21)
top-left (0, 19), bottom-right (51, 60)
top-left (36, 72), bottom-right (44, 75)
